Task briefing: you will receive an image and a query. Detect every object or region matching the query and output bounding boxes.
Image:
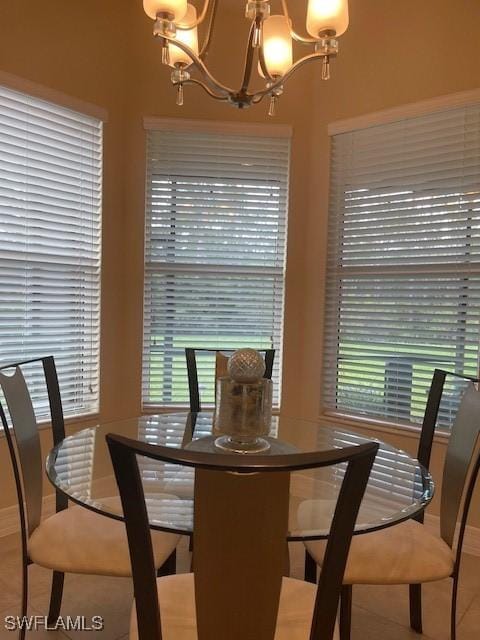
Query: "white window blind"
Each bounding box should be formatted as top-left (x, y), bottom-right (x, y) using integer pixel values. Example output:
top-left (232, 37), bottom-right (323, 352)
top-left (0, 84), bottom-right (102, 419)
top-left (143, 126), bottom-right (290, 408)
top-left (324, 103), bottom-right (480, 429)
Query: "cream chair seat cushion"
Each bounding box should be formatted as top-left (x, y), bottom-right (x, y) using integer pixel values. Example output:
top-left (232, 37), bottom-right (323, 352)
top-left (28, 500), bottom-right (180, 577)
top-left (130, 573), bottom-right (340, 640)
top-left (305, 519), bottom-right (454, 585)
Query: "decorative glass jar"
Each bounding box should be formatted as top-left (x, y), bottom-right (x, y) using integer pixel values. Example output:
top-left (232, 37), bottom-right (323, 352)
top-left (214, 377), bottom-right (273, 453)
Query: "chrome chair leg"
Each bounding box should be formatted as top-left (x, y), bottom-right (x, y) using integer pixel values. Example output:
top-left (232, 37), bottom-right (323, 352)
top-left (340, 584), bottom-right (353, 640)
top-left (409, 583), bottom-right (423, 633)
top-left (47, 571), bottom-right (65, 625)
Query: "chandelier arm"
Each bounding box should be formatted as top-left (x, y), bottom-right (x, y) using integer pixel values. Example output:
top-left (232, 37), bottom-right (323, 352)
top-left (176, 0), bottom-right (211, 30)
top-left (199, 0), bottom-right (218, 58)
top-left (251, 93), bottom-right (268, 105)
top-left (239, 20), bottom-right (258, 94)
top-left (196, 0), bottom-right (211, 25)
top-left (181, 78), bottom-right (231, 101)
top-left (250, 52), bottom-right (326, 100)
top-left (162, 34), bottom-right (235, 94)
top-left (280, 0), bottom-right (318, 44)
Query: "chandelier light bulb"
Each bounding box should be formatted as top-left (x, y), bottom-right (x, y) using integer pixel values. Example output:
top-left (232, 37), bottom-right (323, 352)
top-left (143, 0), bottom-right (188, 22)
top-left (142, 1), bottom-right (347, 111)
top-left (306, 0), bottom-right (349, 38)
top-left (262, 15), bottom-right (293, 78)
top-left (169, 4), bottom-right (199, 67)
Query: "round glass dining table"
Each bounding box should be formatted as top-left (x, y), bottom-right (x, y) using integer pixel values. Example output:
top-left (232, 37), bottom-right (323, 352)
top-left (46, 412), bottom-right (434, 541)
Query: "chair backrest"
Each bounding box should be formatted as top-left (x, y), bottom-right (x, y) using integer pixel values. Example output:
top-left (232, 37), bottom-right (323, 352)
top-left (417, 369), bottom-right (479, 470)
top-left (0, 356), bottom-right (67, 537)
top-left (185, 347), bottom-right (275, 412)
top-left (412, 369), bottom-right (478, 527)
top-left (440, 382), bottom-right (480, 549)
top-left (107, 433), bottom-right (378, 640)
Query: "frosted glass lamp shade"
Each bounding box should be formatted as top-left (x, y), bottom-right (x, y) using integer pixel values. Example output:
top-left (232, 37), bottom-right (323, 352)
top-left (169, 4), bottom-right (199, 67)
top-left (262, 15), bottom-right (293, 77)
top-left (306, 0), bottom-right (349, 38)
top-left (143, 0), bottom-right (187, 21)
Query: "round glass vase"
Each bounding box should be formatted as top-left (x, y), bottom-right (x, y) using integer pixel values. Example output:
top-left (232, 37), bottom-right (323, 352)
top-left (213, 377), bottom-right (273, 453)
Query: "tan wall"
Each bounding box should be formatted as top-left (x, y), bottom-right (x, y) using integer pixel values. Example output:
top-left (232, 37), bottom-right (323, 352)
top-left (0, 0), bottom-right (480, 528)
top-left (0, 0), bottom-right (130, 508)
top-left (121, 0), bottom-right (316, 418)
top-left (298, 0), bottom-right (480, 526)
top-left (0, 0), bottom-right (315, 510)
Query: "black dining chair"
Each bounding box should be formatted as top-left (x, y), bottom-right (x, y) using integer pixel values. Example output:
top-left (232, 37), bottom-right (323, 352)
top-left (185, 347), bottom-right (275, 412)
top-left (107, 432), bottom-right (379, 640)
top-left (304, 370), bottom-right (480, 640)
top-left (0, 356), bottom-right (180, 640)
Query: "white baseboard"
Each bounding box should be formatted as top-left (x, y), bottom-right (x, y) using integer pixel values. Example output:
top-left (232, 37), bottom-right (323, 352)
top-left (1, 488), bottom-right (479, 558)
top-left (0, 477), bottom-right (116, 540)
top-left (423, 513), bottom-right (480, 558)
top-left (0, 495), bottom-right (56, 539)
top-left (290, 474), bottom-right (480, 557)
top-left (0, 503), bottom-right (22, 538)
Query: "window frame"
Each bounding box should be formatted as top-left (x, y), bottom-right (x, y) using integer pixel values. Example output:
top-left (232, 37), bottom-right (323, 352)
top-left (322, 89), bottom-right (480, 434)
top-left (0, 76), bottom-right (105, 423)
top-left (141, 118), bottom-right (291, 410)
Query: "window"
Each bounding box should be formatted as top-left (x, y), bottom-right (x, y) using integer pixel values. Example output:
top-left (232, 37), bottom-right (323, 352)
top-left (0, 84), bottom-right (102, 419)
top-left (324, 101), bottom-right (480, 429)
top-left (142, 122), bottom-right (290, 408)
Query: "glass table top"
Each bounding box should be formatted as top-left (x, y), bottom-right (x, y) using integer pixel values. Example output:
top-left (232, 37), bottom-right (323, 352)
top-left (46, 412), bottom-right (434, 540)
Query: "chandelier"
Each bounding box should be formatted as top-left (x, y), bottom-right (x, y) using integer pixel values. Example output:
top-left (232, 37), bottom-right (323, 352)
top-left (143, 0), bottom-right (349, 115)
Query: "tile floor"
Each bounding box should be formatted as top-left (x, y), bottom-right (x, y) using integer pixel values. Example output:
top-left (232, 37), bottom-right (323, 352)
top-left (0, 533), bottom-right (478, 639)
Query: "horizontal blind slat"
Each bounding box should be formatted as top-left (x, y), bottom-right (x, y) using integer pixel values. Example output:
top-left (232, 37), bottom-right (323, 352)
top-left (142, 127), bottom-right (290, 407)
top-left (324, 101), bottom-right (480, 429)
top-left (0, 83), bottom-right (102, 420)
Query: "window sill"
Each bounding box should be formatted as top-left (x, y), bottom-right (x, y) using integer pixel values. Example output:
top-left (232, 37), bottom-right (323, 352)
top-left (142, 406), bottom-right (448, 444)
top-left (0, 412), bottom-right (100, 439)
top-left (320, 410), bottom-right (449, 445)
top-left (63, 412), bottom-right (100, 430)
top-left (142, 405), bottom-right (282, 416)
